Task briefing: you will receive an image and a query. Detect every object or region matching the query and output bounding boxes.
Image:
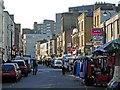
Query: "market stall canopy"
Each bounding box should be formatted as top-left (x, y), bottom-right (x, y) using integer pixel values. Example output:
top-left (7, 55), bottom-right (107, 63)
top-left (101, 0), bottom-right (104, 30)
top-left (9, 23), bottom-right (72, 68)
top-left (94, 38), bottom-right (120, 52)
top-left (93, 47), bottom-right (107, 53)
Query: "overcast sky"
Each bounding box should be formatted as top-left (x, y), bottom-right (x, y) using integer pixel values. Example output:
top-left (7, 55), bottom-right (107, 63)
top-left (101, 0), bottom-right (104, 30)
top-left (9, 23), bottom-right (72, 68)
top-left (3, 0), bottom-right (120, 29)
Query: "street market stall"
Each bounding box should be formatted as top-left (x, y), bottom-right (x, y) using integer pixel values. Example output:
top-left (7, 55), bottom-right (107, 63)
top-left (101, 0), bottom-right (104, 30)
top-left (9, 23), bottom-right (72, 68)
top-left (93, 38), bottom-right (120, 88)
top-left (92, 55), bottom-right (114, 86)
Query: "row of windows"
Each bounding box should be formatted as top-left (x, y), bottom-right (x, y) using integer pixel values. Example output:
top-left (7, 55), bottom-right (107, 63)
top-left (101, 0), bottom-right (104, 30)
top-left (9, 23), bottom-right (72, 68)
top-left (94, 15), bottom-right (99, 27)
top-left (78, 21), bottom-right (84, 31)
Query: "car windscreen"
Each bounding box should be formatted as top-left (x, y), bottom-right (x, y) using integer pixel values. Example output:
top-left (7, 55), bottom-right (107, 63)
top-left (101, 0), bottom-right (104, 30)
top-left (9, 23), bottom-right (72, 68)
top-left (56, 61), bottom-right (62, 64)
top-left (2, 65), bottom-right (14, 70)
top-left (24, 60), bottom-right (30, 64)
top-left (30, 59), bottom-right (35, 61)
top-left (12, 61), bottom-right (25, 66)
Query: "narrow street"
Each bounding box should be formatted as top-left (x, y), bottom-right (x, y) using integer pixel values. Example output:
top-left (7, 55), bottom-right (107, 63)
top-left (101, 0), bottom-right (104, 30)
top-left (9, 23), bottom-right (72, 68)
top-left (2, 65), bottom-right (106, 90)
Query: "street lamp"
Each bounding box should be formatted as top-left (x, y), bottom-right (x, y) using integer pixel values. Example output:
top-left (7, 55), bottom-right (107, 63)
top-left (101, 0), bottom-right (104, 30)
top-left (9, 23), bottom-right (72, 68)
top-left (103, 10), bottom-right (113, 83)
top-left (103, 11), bottom-right (112, 17)
top-left (103, 11), bottom-right (112, 44)
top-left (103, 4), bottom-right (116, 44)
top-left (71, 34), bottom-right (73, 54)
top-left (7, 24), bottom-right (13, 60)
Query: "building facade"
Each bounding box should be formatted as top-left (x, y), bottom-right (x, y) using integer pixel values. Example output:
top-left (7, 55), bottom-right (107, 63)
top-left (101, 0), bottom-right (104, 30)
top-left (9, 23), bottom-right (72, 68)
top-left (100, 12), bottom-right (120, 42)
top-left (69, 5), bottom-right (94, 13)
top-left (61, 12), bottom-right (81, 54)
top-left (33, 19), bottom-right (56, 35)
top-left (3, 11), bottom-right (15, 61)
top-left (0, 0), bottom-right (5, 62)
top-left (56, 13), bottom-right (62, 35)
top-left (56, 35), bottom-right (62, 56)
top-left (22, 34), bottom-right (48, 58)
top-left (78, 12), bottom-right (93, 55)
top-left (39, 42), bottom-right (48, 59)
top-left (33, 22), bottom-right (44, 33)
top-left (71, 28), bottom-right (79, 55)
top-left (93, 6), bottom-right (117, 47)
top-left (14, 24), bottom-right (21, 55)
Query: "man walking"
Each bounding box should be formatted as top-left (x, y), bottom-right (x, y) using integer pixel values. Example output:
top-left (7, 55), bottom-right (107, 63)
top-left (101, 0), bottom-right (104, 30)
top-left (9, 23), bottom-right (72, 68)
top-left (33, 60), bottom-right (38, 75)
top-left (62, 60), bottom-right (66, 75)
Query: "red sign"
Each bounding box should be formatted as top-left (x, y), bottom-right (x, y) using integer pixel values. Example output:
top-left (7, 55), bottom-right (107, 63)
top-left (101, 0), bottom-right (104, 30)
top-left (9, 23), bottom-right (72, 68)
top-left (91, 28), bottom-right (103, 36)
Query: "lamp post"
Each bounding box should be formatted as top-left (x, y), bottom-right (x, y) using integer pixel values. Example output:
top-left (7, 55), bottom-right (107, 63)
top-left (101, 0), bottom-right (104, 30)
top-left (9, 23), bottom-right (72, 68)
top-left (103, 21), bottom-right (106, 44)
top-left (7, 24), bottom-right (13, 60)
top-left (103, 11), bottom-right (112, 44)
top-left (103, 11), bottom-right (113, 83)
top-left (71, 34), bottom-right (73, 54)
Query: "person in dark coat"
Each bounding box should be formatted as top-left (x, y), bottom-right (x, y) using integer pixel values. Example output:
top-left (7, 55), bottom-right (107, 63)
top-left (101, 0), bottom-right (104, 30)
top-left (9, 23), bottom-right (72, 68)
top-left (62, 60), bottom-right (66, 75)
top-left (33, 60), bottom-right (38, 75)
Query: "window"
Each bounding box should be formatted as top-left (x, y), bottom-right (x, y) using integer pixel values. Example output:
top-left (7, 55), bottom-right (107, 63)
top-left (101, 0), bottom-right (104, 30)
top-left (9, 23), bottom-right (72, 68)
top-left (97, 15), bottom-right (99, 26)
top-left (81, 21), bottom-right (84, 31)
top-left (95, 17), bottom-right (96, 27)
top-left (117, 19), bottom-right (119, 34)
top-left (46, 24), bottom-right (50, 26)
top-left (81, 35), bottom-right (84, 46)
top-left (111, 23), bottom-right (113, 37)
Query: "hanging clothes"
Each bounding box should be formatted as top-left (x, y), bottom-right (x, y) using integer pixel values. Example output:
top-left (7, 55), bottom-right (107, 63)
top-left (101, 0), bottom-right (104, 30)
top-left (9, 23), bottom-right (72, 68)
top-left (76, 60), bottom-right (80, 76)
top-left (87, 60), bottom-right (92, 76)
top-left (73, 61), bottom-right (77, 75)
top-left (79, 60), bottom-right (84, 78)
top-left (82, 59), bottom-right (87, 78)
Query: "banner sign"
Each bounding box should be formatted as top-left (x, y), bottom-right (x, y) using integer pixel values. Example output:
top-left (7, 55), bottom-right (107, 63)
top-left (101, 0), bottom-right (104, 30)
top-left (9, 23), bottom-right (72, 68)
top-left (91, 28), bottom-right (103, 36)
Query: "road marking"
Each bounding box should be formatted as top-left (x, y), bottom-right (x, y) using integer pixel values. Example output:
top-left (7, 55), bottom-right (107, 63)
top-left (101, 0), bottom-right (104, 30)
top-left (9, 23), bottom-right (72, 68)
top-left (31, 68), bottom-right (62, 74)
top-left (39, 68), bottom-right (61, 71)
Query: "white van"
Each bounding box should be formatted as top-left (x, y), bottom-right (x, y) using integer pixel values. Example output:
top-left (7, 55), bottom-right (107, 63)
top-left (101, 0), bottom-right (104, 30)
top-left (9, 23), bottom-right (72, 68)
top-left (53, 60), bottom-right (63, 68)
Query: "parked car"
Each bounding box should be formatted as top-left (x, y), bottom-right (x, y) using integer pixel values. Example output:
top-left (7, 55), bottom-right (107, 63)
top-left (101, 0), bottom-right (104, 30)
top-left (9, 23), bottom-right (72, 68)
top-left (11, 60), bottom-right (29, 77)
top-left (53, 60), bottom-right (63, 68)
top-left (10, 63), bottom-right (22, 79)
top-left (2, 63), bottom-right (22, 82)
top-left (23, 56), bottom-right (31, 73)
top-left (15, 56), bottom-right (23, 60)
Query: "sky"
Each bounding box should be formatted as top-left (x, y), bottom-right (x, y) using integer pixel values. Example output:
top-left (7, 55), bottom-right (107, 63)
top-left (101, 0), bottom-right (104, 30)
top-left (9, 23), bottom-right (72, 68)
top-left (3, 0), bottom-right (120, 29)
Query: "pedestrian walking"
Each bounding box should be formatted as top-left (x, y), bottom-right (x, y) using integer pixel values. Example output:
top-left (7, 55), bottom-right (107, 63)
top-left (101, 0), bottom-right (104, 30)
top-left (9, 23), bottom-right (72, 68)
top-left (62, 60), bottom-right (66, 75)
top-left (33, 60), bottom-right (38, 75)
top-left (42, 60), bottom-right (45, 66)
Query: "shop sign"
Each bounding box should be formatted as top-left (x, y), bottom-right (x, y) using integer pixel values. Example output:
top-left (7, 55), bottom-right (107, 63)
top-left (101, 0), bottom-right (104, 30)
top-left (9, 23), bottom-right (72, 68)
top-left (91, 28), bottom-right (103, 36)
